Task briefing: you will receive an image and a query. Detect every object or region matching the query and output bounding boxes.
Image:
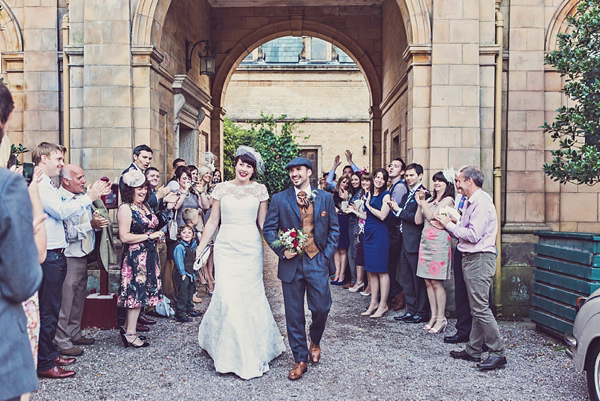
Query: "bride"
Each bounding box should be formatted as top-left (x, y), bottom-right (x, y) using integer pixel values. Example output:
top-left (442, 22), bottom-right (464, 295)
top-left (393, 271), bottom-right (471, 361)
top-left (196, 146), bottom-right (285, 379)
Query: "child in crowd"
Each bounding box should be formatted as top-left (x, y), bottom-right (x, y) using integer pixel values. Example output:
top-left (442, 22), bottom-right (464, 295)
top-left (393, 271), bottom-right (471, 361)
top-left (182, 208), bottom-right (202, 240)
top-left (173, 224), bottom-right (202, 323)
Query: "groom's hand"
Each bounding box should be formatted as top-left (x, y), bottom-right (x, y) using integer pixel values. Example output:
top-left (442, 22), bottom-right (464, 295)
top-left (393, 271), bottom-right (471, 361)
top-left (284, 249), bottom-right (298, 259)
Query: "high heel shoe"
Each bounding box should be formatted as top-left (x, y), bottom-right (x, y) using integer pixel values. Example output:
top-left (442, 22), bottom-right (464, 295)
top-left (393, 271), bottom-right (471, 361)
top-left (124, 333), bottom-right (150, 348)
top-left (120, 326), bottom-right (146, 341)
top-left (349, 282), bottom-right (365, 293)
top-left (428, 318), bottom-right (447, 334)
top-left (361, 305), bottom-right (378, 316)
top-left (423, 317), bottom-right (437, 330)
top-left (370, 306), bottom-right (389, 318)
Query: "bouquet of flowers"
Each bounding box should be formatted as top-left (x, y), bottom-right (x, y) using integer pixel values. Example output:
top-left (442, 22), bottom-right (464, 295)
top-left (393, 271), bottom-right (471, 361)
top-left (272, 228), bottom-right (309, 254)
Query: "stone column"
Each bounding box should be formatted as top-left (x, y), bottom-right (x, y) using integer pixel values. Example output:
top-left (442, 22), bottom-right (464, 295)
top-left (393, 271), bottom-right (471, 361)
top-left (82, 0), bottom-right (134, 182)
top-left (370, 105), bottom-right (382, 170)
top-left (211, 106), bottom-right (225, 173)
top-left (429, 0), bottom-right (481, 182)
top-left (403, 46), bottom-right (431, 177)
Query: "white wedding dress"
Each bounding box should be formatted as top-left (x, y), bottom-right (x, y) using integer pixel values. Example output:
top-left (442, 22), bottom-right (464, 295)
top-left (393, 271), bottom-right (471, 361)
top-left (198, 181), bottom-right (285, 379)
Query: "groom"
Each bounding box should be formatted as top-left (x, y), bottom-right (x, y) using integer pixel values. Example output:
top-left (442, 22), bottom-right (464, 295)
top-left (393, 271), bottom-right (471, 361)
top-left (264, 157), bottom-right (339, 380)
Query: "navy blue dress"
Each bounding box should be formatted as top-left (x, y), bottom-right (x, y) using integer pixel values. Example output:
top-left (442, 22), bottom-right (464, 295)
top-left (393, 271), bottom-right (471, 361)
top-left (364, 190), bottom-right (390, 273)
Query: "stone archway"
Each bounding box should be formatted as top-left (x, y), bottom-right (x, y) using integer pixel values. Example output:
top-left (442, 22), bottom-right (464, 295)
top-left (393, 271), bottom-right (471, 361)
top-left (545, 0), bottom-right (579, 52)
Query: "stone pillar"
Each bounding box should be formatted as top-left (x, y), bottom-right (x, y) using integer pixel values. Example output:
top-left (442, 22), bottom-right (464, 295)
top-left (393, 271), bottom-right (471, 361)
top-left (370, 105), bottom-right (381, 170)
top-left (504, 1), bottom-right (547, 230)
top-left (429, 0), bottom-right (481, 183)
top-left (82, 0), bottom-right (134, 182)
top-left (22, 0), bottom-right (60, 149)
top-left (211, 106), bottom-right (225, 173)
top-left (403, 46), bottom-right (431, 176)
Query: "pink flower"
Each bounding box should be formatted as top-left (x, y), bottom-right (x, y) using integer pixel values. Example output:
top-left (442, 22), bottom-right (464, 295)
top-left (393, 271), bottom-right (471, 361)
top-left (428, 261), bottom-right (442, 276)
top-left (425, 227), bottom-right (438, 241)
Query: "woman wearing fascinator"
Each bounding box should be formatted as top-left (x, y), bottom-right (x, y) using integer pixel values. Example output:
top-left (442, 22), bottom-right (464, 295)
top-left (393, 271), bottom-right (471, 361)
top-left (414, 169), bottom-right (455, 334)
top-left (116, 169), bottom-right (167, 348)
top-left (196, 145), bottom-right (285, 379)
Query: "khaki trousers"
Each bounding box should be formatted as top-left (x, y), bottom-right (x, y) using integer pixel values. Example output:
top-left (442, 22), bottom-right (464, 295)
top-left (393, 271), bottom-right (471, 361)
top-left (54, 256), bottom-right (88, 351)
top-left (462, 252), bottom-right (505, 358)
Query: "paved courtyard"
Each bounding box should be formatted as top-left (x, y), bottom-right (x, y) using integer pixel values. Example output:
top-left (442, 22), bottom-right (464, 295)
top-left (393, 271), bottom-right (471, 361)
top-left (34, 246), bottom-right (589, 400)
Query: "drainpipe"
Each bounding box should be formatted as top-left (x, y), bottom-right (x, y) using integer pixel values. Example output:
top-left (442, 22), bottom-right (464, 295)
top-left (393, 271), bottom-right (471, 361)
top-left (62, 14), bottom-right (70, 163)
top-left (493, 3), bottom-right (504, 317)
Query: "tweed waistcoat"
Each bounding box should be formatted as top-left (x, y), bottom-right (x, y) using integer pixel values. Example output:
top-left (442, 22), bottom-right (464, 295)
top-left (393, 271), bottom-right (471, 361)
top-left (300, 202), bottom-right (319, 259)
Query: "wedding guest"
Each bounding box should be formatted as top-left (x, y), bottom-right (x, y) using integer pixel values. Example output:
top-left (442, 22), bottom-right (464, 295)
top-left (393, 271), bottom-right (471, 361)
top-left (117, 169), bottom-right (165, 348)
top-left (343, 171), bottom-right (362, 289)
top-left (326, 149), bottom-right (360, 189)
top-left (167, 158), bottom-right (187, 188)
top-left (0, 81), bottom-right (44, 401)
top-left (346, 172), bottom-right (370, 294)
top-left (332, 175), bottom-right (350, 285)
top-left (173, 166), bottom-right (211, 229)
top-left (444, 168), bottom-right (475, 344)
top-left (213, 169), bottom-right (222, 184)
top-left (414, 171), bottom-right (455, 334)
top-left (391, 163), bottom-right (428, 324)
top-left (55, 164), bottom-right (110, 357)
top-left (188, 165), bottom-right (199, 184)
top-left (119, 144), bottom-right (153, 193)
top-left (361, 168), bottom-right (392, 318)
top-left (34, 142), bottom-right (109, 378)
top-left (198, 165), bottom-right (214, 195)
top-left (437, 166), bottom-right (507, 371)
top-left (386, 158), bottom-right (407, 311)
top-left (173, 224), bottom-right (202, 323)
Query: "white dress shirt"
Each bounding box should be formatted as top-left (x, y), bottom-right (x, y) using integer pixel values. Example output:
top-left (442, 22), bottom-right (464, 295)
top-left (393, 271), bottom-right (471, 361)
top-left (39, 173), bottom-right (92, 250)
top-left (294, 182), bottom-right (312, 199)
top-left (59, 187), bottom-right (95, 258)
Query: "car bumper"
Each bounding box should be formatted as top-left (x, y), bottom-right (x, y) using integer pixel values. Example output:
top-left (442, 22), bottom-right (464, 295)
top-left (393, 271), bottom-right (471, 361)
top-left (564, 330), bottom-right (576, 360)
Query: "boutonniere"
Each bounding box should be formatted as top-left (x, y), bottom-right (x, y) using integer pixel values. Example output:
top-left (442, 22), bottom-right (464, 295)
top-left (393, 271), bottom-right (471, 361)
top-left (307, 189), bottom-right (318, 204)
top-left (130, 204), bottom-right (139, 211)
top-left (60, 195), bottom-right (67, 202)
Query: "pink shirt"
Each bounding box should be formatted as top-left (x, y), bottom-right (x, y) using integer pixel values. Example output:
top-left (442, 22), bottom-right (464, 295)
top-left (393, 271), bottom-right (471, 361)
top-left (446, 188), bottom-right (497, 254)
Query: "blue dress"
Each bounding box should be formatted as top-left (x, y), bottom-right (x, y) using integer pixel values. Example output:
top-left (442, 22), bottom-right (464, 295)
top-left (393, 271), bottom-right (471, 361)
top-left (364, 190), bottom-right (390, 273)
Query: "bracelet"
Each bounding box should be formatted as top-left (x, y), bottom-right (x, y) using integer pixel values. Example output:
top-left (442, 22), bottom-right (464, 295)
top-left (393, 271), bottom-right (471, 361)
top-left (147, 233), bottom-right (150, 240)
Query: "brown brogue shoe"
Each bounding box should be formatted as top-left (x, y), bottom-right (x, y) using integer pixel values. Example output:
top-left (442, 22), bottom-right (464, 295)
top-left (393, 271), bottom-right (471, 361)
top-left (309, 341), bottom-right (321, 364)
top-left (37, 366), bottom-right (76, 379)
top-left (54, 355), bottom-right (76, 366)
top-left (288, 362), bottom-right (308, 380)
top-left (138, 315), bottom-right (156, 325)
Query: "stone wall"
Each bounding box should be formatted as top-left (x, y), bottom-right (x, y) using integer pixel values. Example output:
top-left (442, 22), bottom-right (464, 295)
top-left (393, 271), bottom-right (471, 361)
top-left (225, 64), bottom-right (370, 173)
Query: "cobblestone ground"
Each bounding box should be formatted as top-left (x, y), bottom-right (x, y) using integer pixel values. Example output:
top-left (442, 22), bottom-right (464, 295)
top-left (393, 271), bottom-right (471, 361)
top-left (34, 246), bottom-right (589, 400)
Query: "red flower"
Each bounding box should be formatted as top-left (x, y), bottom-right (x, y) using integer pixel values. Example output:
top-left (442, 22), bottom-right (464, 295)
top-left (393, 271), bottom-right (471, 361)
top-left (290, 230), bottom-right (298, 238)
top-left (293, 239), bottom-right (299, 248)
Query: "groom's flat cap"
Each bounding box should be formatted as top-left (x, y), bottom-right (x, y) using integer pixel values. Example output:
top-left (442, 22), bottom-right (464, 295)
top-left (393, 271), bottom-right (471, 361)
top-left (285, 157), bottom-right (313, 170)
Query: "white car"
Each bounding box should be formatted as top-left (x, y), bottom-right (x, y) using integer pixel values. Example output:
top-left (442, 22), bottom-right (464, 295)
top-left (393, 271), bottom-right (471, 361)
top-left (565, 288), bottom-right (600, 401)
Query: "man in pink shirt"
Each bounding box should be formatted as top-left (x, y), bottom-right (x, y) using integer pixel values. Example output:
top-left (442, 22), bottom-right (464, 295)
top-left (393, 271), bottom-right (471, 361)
top-left (436, 166), bottom-right (506, 371)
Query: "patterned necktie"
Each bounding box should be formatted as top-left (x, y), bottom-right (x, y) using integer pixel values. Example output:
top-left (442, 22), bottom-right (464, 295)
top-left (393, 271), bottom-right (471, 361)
top-left (297, 191), bottom-right (309, 211)
top-left (457, 195), bottom-right (467, 212)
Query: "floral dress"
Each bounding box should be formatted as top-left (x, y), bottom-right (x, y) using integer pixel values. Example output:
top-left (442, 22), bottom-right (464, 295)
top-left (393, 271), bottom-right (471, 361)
top-left (416, 201), bottom-right (453, 280)
top-left (117, 204), bottom-right (162, 308)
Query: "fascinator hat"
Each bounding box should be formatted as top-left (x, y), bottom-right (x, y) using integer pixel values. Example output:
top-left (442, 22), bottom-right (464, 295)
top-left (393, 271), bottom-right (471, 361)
top-left (122, 169), bottom-right (146, 188)
top-left (441, 168), bottom-right (455, 184)
top-left (235, 145), bottom-right (265, 174)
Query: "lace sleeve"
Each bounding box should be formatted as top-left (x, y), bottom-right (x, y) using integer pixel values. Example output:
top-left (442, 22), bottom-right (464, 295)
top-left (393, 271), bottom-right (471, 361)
top-left (257, 183), bottom-right (269, 202)
top-left (212, 183), bottom-right (223, 201)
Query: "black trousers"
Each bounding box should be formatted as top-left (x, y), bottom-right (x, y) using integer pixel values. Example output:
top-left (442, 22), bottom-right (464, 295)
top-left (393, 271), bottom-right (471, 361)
top-left (387, 229), bottom-right (403, 300)
top-left (37, 251), bottom-right (67, 372)
top-left (399, 246), bottom-right (429, 316)
top-left (173, 273), bottom-right (194, 318)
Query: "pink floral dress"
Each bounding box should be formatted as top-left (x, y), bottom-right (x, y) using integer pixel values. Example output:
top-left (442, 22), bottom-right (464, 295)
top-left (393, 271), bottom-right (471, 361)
top-left (117, 204), bottom-right (162, 308)
top-left (416, 200), bottom-right (453, 280)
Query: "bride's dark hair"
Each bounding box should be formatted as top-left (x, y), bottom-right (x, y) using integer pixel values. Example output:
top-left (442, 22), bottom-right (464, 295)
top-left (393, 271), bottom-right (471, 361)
top-left (234, 153), bottom-right (257, 180)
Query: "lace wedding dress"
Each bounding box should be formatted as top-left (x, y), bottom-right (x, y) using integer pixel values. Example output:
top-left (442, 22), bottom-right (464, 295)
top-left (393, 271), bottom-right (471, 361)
top-left (198, 181), bottom-right (285, 379)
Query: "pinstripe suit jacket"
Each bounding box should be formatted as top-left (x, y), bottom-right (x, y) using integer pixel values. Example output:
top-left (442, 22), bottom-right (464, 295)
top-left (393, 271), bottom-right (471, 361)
top-left (264, 186), bottom-right (340, 283)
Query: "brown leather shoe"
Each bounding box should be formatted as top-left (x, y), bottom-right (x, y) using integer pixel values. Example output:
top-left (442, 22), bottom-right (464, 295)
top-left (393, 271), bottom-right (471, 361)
top-left (391, 292), bottom-right (405, 311)
top-left (37, 366), bottom-right (76, 379)
top-left (59, 346), bottom-right (83, 356)
top-left (309, 341), bottom-right (321, 364)
top-left (136, 324), bottom-right (150, 332)
top-left (72, 336), bottom-right (95, 345)
top-left (288, 362), bottom-right (308, 380)
top-left (54, 355), bottom-right (76, 366)
top-left (342, 282), bottom-right (355, 289)
top-left (138, 315), bottom-right (156, 325)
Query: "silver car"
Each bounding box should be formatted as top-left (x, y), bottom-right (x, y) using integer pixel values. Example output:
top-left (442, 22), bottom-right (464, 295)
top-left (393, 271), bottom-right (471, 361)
top-left (565, 288), bottom-right (600, 401)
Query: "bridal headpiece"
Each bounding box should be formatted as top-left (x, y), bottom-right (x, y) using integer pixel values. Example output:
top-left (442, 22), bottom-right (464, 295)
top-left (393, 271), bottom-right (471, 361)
top-left (122, 169), bottom-right (146, 188)
top-left (199, 151), bottom-right (217, 177)
top-left (235, 145), bottom-right (264, 174)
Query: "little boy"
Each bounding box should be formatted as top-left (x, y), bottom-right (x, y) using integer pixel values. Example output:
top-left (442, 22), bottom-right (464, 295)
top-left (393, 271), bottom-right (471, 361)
top-left (182, 208), bottom-right (201, 241)
top-left (173, 224), bottom-right (202, 323)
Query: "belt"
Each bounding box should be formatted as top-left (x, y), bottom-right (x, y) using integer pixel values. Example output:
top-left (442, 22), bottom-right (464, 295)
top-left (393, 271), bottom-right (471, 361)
top-left (48, 248), bottom-right (65, 253)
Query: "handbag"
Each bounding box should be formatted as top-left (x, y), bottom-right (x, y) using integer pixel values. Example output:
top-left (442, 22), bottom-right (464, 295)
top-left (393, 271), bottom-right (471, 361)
top-left (168, 209), bottom-right (179, 241)
top-left (155, 297), bottom-right (175, 317)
